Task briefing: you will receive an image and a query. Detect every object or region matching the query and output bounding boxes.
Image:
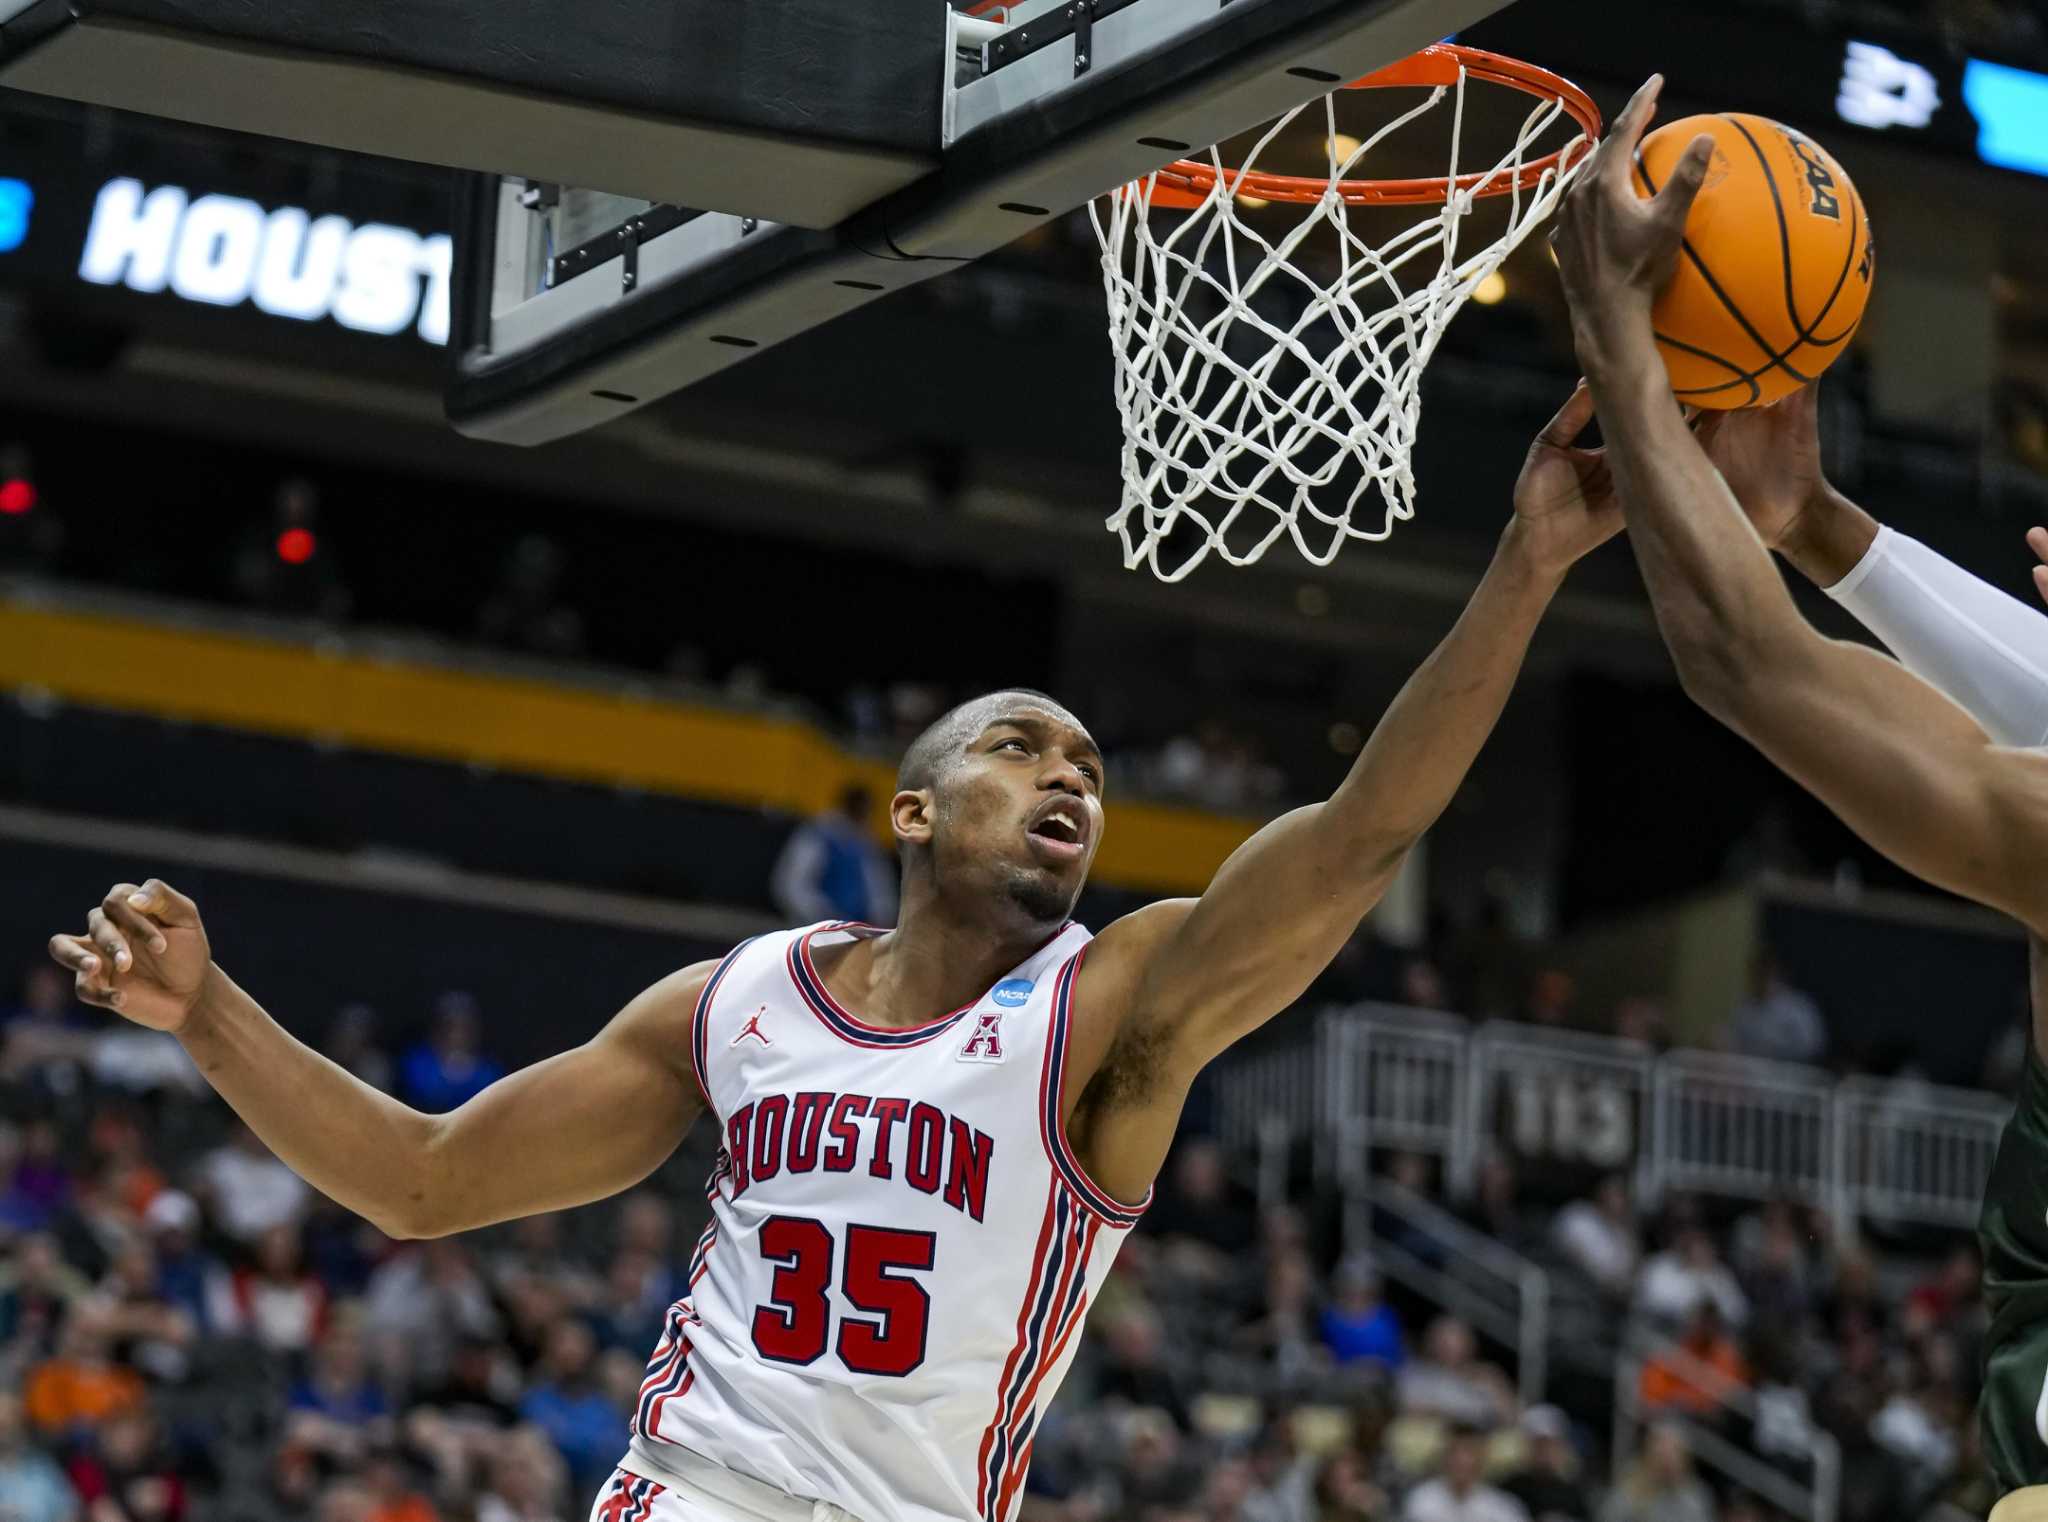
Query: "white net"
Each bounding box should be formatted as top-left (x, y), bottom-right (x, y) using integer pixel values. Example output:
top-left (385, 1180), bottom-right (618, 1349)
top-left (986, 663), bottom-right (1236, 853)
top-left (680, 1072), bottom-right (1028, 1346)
top-left (1090, 60), bottom-right (1593, 581)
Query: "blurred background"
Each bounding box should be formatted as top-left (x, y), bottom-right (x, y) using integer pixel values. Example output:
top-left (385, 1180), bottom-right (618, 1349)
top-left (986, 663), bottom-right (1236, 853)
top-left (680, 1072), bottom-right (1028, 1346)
top-left (3, 0), bottom-right (2046, 1519)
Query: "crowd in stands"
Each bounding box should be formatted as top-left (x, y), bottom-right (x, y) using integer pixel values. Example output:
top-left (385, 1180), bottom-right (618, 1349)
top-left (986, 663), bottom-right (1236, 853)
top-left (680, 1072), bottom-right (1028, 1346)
top-left (0, 948), bottom-right (2002, 1522)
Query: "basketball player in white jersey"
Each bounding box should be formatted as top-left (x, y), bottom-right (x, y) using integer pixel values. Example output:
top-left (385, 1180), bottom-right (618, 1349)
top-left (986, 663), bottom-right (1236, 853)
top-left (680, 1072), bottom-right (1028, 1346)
top-left (47, 401), bottom-right (1624, 1522)
top-left (1554, 76), bottom-right (2048, 1522)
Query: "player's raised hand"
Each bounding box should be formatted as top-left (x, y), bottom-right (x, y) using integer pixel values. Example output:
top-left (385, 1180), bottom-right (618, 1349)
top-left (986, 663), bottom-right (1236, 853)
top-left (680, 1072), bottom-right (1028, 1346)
top-left (1691, 385), bottom-right (1829, 551)
top-left (1509, 381), bottom-right (1623, 575)
top-left (1551, 75), bottom-right (1714, 344)
top-left (2027, 527), bottom-right (2048, 611)
top-left (48, 879), bottom-right (211, 1032)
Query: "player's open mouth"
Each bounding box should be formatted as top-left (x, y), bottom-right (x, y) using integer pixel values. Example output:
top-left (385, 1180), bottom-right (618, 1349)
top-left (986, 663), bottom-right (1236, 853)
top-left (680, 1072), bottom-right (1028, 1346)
top-left (1026, 800), bottom-right (1089, 862)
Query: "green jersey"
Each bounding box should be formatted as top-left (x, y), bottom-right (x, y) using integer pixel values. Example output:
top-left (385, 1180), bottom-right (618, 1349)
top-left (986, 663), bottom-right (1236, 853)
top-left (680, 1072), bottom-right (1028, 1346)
top-left (1983, 1048), bottom-right (2048, 1496)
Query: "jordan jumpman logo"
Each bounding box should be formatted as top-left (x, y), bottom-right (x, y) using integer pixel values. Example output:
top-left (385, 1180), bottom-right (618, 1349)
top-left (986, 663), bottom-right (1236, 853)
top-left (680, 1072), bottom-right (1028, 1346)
top-left (732, 1007), bottom-right (772, 1047)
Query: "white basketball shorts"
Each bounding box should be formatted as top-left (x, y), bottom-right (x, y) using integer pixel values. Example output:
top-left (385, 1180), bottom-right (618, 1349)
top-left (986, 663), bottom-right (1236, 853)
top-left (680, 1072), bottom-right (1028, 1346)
top-left (588, 1444), bottom-right (863, 1522)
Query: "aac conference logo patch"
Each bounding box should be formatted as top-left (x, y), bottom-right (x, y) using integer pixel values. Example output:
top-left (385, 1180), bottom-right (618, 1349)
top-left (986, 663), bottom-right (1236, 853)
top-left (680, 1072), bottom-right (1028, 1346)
top-left (0, 180), bottom-right (32, 255)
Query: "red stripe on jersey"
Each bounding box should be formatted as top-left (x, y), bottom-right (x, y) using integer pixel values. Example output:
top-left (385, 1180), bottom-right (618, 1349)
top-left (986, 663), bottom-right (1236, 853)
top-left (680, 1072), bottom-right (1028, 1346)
top-left (996, 1211), bottom-right (1099, 1515)
top-left (975, 1180), bottom-right (1061, 1518)
top-left (647, 1326), bottom-right (696, 1435)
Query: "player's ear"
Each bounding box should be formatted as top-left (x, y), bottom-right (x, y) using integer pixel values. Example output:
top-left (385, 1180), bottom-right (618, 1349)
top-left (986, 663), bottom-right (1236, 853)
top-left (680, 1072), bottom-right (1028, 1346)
top-left (892, 788), bottom-right (935, 849)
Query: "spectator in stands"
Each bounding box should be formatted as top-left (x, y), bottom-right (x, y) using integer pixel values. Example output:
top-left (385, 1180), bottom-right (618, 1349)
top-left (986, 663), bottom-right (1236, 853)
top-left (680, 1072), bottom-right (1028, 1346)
top-left (8, 1122), bottom-right (74, 1235)
top-left (358, 1449), bottom-right (438, 1522)
top-left (1233, 1412), bottom-right (1318, 1522)
top-left (1140, 1138), bottom-right (1257, 1284)
top-left (1317, 1256), bottom-right (1405, 1371)
top-left (314, 1479), bottom-right (378, 1522)
top-left (769, 784), bottom-right (898, 928)
top-left (0, 1388), bottom-right (77, 1522)
top-left (583, 1250), bottom-right (662, 1355)
top-left (1726, 950), bottom-right (1827, 1067)
top-left (362, 1241), bottom-right (500, 1382)
top-left (1904, 1242), bottom-right (1981, 1336)
top-left (1598, 1425), bottom-right (1713, 1522)
top-left (1518, 970), bottom-right (1575, 1030)
top-left (1636, 1303), bottom-right (1748, 1418)
top-left (87, 1023), bottom-right (206, 1101)
top-left (323, 1005), bottom-right (394, 1095)
top-left (1116, 1407), bottom-right (1203, 1515)
top-left (1403, 1427), bottom-right (1528, 1522)
top-left (1314, 1448), bottom-right (1390, 1522)
top-left (138, 1193), bottom-right (219, 1339)
top-left (1459, 1154), bottom-right (1542, 1258)
top-left (63, 1402), bottom-right (185, 1522)
top-left (1092, 1301), bottom-right (1193, 1433)
top-left (52, 1165), bottom-right (139, 1285)
top-left (92, 1240), bottom-right (195, 1384)
top-left (1397, 1317), bottom-right (1515, 1430)
top-left (0, 1232), bottom-right (91, 1365)
top-left (24, 1315), bottom-right (143, 1441)
top-left (1634, 1226), bottom-right (1747, 1330)
top-left (1552, 1175), bottom-right (1639, 1300)
top-left (287, 1317), bottom-right (391, 1449)
top-left (412, 1333), bottom-right (521, 1432)
top-left (1746, 1342), bottom-right (1821, 1482)
top-left (1611, 997), bottom-right (1669, 1051)
top-left (474, 1427), bottom-right (569, 1522)
top-left (2, 964), bottom-right (91, 1095)
top-left (1400, 958), bottom-right (1453, 1012)
top-left (398, 994), bottom-right (506, 1115)
top-left (1869, 1352), bottom-right (1964, 1507)
top-left (1501, 1405), bottom-right (1591, 1522)
top-left (516, 1319), bottom-right (620, 1498)
top-left (1732, 1199), bottom-right (1813, 1336)
top-left (1819, 1248), bottom-right (1888, 1349)
top-left (195, 1121), bottom-right (310, 1248)
top-left (219, 1223), bottom-right (327, 1356)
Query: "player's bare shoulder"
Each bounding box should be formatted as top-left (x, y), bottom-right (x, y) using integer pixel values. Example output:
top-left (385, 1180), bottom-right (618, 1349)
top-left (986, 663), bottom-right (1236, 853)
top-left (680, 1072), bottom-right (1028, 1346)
top-left (1068, 898), bottom-right (1199, 1101)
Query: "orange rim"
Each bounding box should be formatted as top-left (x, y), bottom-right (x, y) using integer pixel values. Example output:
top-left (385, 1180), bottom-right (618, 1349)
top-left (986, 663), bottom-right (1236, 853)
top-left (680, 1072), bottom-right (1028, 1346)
top-left (1143, 43), bottom-right (1602, 211)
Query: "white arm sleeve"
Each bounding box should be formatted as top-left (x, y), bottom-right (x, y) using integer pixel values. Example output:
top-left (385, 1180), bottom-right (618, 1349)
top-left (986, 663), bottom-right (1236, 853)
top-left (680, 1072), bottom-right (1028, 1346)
top-left (1826, 524), bottom-right (2048, 748)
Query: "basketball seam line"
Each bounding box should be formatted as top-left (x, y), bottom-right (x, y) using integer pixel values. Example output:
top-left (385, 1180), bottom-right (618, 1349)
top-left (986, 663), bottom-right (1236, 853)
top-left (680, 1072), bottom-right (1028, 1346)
top-left (1718, 113), bottom-right (1805, 337)
top-left (1721, 114), bottom-right (1864, 350)
top-left (1654, 330), bottom-right (1761, 406)
top-left (1632, 143), bottom-right (1840, 399)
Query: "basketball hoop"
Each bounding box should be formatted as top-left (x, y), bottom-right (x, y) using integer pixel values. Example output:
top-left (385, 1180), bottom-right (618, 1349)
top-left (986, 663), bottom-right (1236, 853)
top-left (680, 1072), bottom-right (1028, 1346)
top-left (1091, 44), bottom-right (1601, 581)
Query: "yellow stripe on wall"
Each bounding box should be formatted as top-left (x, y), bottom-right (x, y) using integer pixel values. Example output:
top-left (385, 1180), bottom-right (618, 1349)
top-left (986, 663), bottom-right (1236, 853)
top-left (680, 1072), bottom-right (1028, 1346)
top-left (0, 599), bottom-right (1264, 895)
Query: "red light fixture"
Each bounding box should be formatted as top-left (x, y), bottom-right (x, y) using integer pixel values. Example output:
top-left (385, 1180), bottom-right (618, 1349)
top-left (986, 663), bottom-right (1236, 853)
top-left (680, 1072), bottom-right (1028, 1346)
top-left (275, 527), bottom-right (317, 565)
top-left (0, 478), bottom-right (35, 516)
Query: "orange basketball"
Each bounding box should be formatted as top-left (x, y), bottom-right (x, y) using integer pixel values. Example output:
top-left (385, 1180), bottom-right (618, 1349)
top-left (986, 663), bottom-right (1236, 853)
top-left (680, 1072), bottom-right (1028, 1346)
top-left (1632, 114), bottom-right (1874, 409)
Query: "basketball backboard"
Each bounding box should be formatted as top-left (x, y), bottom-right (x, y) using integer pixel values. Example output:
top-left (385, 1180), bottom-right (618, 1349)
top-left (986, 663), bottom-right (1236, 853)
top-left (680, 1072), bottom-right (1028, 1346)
top-left (444, 0), bottom-right (1512, 446)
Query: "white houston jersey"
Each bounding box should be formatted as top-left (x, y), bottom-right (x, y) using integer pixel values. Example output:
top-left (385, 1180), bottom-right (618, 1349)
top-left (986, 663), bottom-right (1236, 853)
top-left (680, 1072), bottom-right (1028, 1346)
top-left (628, 920), bottom-right (1148, 1522)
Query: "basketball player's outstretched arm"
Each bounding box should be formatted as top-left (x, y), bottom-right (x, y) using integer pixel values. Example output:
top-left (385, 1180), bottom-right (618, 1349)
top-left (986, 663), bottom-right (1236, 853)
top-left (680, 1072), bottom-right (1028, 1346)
top-left (1696, 383), bottom-right (2048, 750)
top-left (47, 880), bottom-right (710, 1238)
top-left (1552, 75), bottom-right (2048, 935)
top-left (1083, 383), bottom-right (1625, 1093)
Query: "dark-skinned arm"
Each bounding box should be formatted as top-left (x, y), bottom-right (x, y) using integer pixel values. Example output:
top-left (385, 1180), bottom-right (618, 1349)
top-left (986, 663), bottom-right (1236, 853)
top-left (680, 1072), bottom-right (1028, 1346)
top-left (49, 878), bottom-right (710, 1239)
top-left (1554, 76), bottom-right (2048, 937)
top-left (1080, 382), bottom-right (1626, 1106)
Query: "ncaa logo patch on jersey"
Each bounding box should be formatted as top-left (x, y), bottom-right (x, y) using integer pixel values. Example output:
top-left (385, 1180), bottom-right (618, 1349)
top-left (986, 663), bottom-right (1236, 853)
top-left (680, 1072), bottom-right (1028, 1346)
top-left (958, 1010), bottom-right (1006, 1063)
top-left (991, 978), bottom-right (1033, 1008)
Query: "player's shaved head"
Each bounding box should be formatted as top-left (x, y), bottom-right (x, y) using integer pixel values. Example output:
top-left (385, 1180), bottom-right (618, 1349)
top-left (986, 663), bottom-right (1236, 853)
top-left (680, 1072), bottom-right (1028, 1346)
top-left (896, 689), bottom-right (1087, 794)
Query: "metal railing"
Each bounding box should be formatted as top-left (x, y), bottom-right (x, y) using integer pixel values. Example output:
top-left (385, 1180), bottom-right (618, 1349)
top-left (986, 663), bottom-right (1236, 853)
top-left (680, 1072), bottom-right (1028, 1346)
top-left (1833, 1075), bottom-right (2009, 1228)
top-left (1615, 1330), bottom-right (1842, 1522)
top-left (1354, 1177), bottom-right (1551, 1405)
top-left (1217, 1006), bottom-right (2009, 1233)
top-left (1654, 1052), bottom-right (1835, 1208)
